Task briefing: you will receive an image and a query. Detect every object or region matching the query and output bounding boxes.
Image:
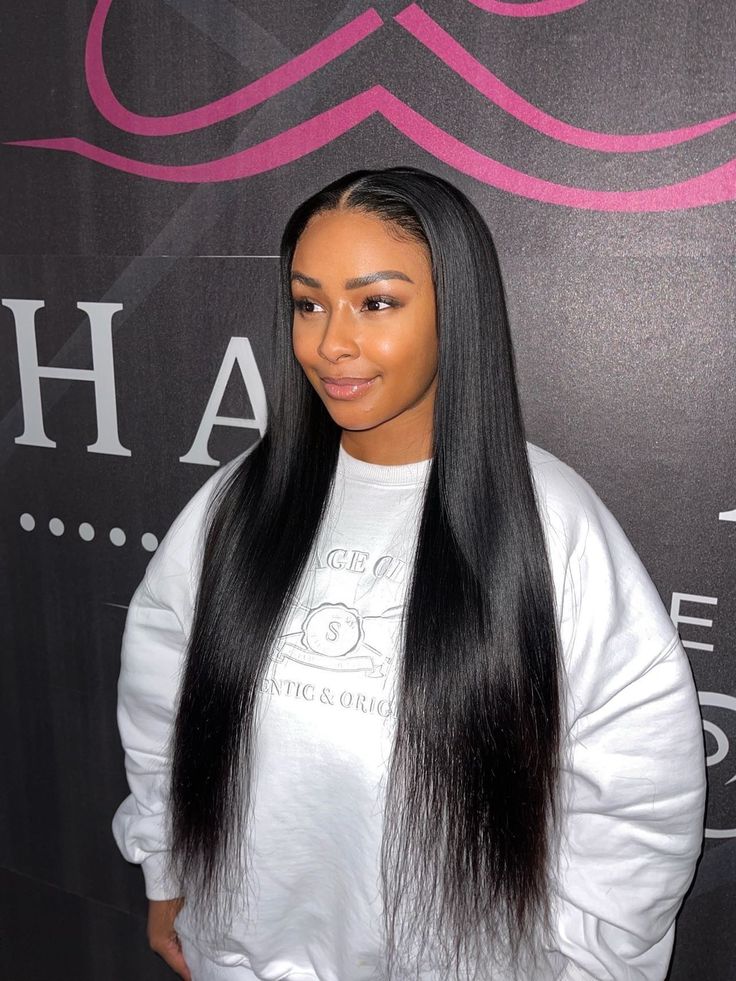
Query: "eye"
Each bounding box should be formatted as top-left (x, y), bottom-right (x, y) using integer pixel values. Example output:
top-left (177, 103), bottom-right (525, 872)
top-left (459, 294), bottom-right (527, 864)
top-left (363, 295), bottom-right (399, 312)
top-left (292, 297), bottom-right (324, 315)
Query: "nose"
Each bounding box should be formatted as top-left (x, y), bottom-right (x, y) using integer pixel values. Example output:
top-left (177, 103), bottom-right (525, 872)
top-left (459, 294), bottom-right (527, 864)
top-left (317, 302), bottom-right (359, 362)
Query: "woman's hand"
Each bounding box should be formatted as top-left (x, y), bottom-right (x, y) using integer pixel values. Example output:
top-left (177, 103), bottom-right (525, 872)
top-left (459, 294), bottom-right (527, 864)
top-left (147, 897), bottom-right (192, 980)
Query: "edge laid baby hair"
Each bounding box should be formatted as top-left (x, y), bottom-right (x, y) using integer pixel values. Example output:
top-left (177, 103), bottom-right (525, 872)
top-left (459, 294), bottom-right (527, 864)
top-left (167, 165), bottom-right (562, 980)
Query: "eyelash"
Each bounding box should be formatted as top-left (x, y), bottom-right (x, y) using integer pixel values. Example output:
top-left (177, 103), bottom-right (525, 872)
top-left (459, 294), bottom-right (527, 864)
top-left (292, 295), bottom-right (399, 315)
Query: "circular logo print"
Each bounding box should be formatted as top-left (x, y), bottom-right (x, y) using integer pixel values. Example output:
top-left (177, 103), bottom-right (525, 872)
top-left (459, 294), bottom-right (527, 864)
top-left (301, 603), bottom-right (363, 657)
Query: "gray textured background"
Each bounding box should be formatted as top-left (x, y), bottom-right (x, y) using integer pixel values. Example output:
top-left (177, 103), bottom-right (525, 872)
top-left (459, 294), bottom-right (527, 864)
top-left (1, 1), bottom-right (734, 977)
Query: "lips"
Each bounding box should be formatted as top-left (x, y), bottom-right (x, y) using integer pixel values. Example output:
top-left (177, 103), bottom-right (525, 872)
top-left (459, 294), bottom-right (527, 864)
top-left (319, 375), bottom-right (377, 401)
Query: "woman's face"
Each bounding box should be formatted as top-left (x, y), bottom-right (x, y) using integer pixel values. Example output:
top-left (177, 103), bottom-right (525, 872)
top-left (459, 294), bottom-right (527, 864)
top-left (291, 208), bottom-right (438, 464)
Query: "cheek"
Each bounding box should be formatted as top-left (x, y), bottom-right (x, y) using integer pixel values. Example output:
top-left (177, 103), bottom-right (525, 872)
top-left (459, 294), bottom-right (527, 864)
top-left (292, 324), bottom-right (314, 366)
top-left (377, 323), bottom-right (437, 379)
top-left (375, 345), bottom-right (436, 401)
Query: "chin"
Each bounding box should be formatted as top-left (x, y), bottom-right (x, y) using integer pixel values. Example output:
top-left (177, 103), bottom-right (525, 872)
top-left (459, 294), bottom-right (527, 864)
top-left (329, 416), bottom-right (382, 432)
top-left (323, 407), bottom-right (385, 432)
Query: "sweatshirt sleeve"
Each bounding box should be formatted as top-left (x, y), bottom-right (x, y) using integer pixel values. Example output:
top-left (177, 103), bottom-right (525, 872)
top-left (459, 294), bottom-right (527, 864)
top-left (111, 449), bottom-right (250, 901)
top-left (111, 574), bottom-right (189, 900)
top-left (538, 460), bottom-right (707, 980)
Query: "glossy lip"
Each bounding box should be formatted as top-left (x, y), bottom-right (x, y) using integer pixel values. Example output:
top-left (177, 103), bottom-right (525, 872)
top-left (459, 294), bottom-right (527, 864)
top-left (319, 374), bottom-right (378, 401)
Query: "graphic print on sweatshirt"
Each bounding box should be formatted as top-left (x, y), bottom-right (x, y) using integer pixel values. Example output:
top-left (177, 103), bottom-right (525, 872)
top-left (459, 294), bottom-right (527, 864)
top-left (261, 520), bottom-right (419, 722)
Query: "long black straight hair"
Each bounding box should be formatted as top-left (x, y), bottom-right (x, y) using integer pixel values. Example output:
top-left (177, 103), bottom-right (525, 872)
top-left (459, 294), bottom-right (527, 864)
top-left (168, 166), bottom-right (562, 979)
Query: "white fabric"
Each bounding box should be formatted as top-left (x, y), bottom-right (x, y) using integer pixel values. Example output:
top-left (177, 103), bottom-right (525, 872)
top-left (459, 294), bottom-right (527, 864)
top-left (112, 441), bottom-right (706, 981)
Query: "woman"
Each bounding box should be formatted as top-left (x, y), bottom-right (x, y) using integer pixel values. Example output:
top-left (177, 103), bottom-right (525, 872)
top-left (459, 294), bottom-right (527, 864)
top-left (112, 166), bottom-right (706, 981)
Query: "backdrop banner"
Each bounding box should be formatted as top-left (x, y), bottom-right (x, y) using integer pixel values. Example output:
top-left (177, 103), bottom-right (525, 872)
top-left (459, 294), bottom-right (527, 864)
top-left (1, 2), bottom-right (734, 978)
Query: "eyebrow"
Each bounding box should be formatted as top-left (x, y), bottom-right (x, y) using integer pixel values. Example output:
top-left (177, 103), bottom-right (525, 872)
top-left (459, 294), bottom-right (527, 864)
top-left (290, 269), bottom-right (414, 290)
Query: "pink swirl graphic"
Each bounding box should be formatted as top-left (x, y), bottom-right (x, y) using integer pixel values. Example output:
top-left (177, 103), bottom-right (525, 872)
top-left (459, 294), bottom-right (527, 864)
top-left (397, 5), bottom-right (736, 152)
top-left (8, 86), bottom-right (736, 211)
top-left (467, 0), bottom-right (589, 16)
top-left (85, 0), bottom-right (383, 136)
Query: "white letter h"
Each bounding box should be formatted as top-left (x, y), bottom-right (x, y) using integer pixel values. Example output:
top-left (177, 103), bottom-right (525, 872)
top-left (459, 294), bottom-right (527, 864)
top-left (2, 299), bottom-right (131, 456)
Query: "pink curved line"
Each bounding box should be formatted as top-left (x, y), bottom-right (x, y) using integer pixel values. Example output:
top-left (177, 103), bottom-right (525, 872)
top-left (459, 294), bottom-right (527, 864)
top-left (6, 90), bottom-right (377, 182)
top-left (397, 5), bottom-right (736, 152)
top-left (85, 0), bottom-right (383, 136)
top-left (467, 0), bottom-right (589, 16)
top-left (7, 86), bottom-right (736, 211)
top-left (379, 88), bottom-right (736, 209)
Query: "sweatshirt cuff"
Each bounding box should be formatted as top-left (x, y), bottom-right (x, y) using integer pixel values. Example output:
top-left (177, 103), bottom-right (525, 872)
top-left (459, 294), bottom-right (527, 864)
top-left (141, 852), bottom-right (183, 901)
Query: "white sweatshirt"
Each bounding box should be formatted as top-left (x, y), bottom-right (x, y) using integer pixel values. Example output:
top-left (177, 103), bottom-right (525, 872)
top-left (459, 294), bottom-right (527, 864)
top-left (112, 441), bottom-right (706, 981)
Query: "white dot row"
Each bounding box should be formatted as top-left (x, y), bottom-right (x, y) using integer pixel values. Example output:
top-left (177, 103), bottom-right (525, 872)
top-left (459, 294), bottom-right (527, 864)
top-left (19, 513), bottom-right (159, 551)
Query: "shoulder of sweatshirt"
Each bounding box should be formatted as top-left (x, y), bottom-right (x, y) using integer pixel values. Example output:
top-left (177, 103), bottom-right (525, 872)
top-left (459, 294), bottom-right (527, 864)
top-left (526, 440), bottom-right (603, 562)
top-left (525, 440), bottom-right (682, 716)
top-left (526, 437), bottom-right (653, 582)
top-left (525, 439), bottom-right (600, 623)
top-left (140, 442), bottom-right (258, 630)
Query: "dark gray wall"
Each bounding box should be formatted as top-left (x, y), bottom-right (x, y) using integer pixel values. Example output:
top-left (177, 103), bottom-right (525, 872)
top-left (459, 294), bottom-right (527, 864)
top-left (1, 1), bottom-right (734, 977)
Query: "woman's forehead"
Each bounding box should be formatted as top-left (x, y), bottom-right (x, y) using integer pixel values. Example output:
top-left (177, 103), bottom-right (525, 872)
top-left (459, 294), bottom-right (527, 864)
top-left (293, 210), bottom-right (430, 279)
